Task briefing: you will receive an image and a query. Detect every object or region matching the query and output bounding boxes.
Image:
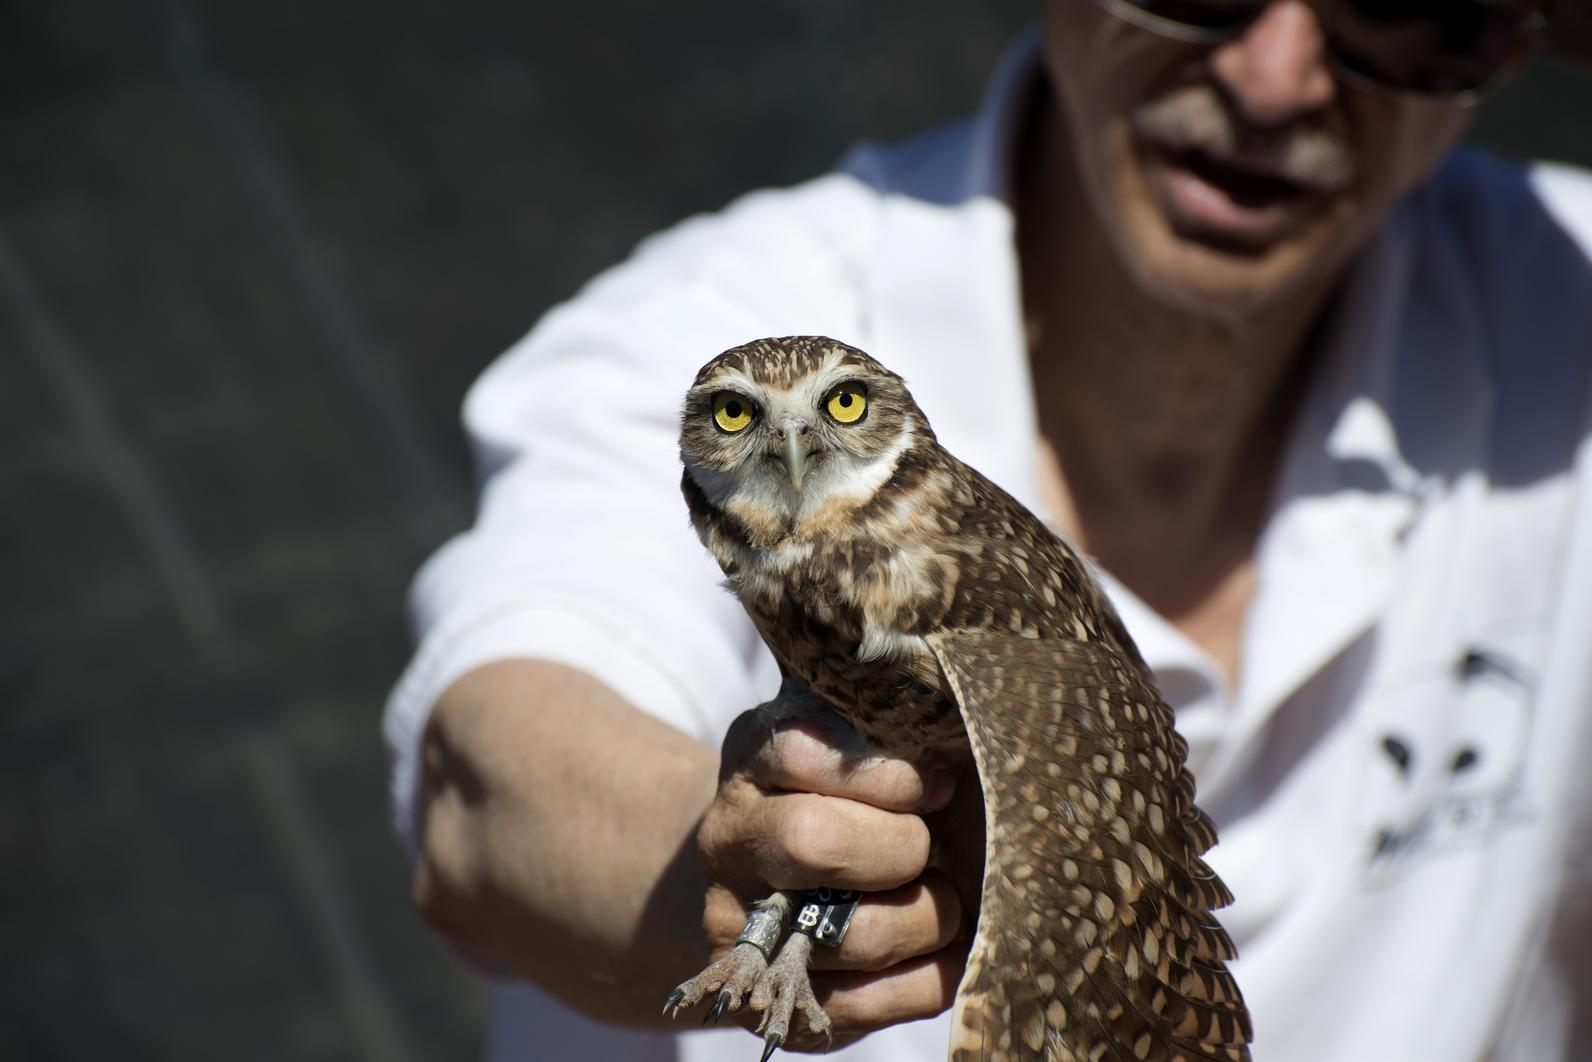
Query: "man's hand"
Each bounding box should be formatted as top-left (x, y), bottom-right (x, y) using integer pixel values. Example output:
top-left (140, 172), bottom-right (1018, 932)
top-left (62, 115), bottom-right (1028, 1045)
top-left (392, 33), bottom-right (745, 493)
top-left (693, 703), bottom-right (974, 1049)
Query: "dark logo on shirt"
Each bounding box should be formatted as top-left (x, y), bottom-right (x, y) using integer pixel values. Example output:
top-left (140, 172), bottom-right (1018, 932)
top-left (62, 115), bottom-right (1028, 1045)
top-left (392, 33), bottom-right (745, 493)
top-left (1364, 646), bottom-right (1535, 882)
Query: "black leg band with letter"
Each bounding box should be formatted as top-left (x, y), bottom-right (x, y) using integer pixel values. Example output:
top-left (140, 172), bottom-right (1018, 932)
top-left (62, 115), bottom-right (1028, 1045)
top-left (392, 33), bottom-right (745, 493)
top-left (792, 888), bottom-right (860, 947)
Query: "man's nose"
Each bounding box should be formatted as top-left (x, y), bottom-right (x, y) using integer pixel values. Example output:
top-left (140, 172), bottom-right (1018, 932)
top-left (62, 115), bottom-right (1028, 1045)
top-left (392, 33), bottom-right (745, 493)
top-left (1209, 1), bottom-right (1336, 125)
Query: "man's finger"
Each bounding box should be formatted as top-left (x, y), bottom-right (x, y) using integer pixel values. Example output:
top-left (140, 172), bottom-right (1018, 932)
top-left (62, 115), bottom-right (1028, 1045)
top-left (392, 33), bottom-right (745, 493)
top-left (749, 719), bottom-right (956, 814)
top-left (812, 946), bottom-right (968, 1033)
top-left (808, 870), bottom-right (963, 972)
top-left (742, 791), bottom-right (933, 891)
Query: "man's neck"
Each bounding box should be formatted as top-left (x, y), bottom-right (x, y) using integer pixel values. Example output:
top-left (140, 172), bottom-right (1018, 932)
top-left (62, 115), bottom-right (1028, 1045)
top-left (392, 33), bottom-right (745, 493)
top-left (1016, 90), bottom-right (1344, 676)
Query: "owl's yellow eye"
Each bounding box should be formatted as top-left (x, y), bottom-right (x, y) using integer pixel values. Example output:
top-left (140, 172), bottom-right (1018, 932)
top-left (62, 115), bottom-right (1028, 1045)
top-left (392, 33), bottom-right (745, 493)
top-left (712, 391), bottom-right (755, 433)
top-left (825, 385), bottom-right (867, 424)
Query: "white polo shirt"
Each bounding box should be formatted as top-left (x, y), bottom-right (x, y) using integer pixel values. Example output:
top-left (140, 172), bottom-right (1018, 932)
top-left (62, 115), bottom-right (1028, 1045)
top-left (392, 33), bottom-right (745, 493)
top-left (385, 37), bottom-right (1592, 1062)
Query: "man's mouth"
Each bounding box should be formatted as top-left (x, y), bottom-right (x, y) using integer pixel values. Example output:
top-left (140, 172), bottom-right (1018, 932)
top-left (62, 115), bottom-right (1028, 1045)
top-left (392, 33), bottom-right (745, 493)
top-left (1169, 146), bottom-right (1316, 206)
top-left (1145, 141), bottom-right (1327, 250)
top-left (1128, 81), bottom-right (1354, 254)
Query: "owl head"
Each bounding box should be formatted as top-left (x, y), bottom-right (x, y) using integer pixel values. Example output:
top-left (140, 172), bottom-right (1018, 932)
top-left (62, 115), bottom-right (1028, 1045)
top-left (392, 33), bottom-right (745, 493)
top-left (680, 336), bottom-right (931, 526)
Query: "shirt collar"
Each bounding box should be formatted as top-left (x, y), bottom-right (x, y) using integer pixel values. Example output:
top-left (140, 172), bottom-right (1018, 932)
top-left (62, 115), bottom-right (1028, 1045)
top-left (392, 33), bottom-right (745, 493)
top-left (863, 29), bottom-right (1500, 758)
top-left (1193, 179), bottom-right (1497, 790)
top-left (979, 36), bottom-right (1496, 755)
top-left (960, 27), bottom-right (1044, 206)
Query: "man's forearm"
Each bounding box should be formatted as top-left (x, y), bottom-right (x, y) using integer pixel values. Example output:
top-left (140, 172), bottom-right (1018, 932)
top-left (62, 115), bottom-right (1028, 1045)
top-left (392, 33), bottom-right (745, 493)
top-left (413, 658), bottom-right (719, 1028)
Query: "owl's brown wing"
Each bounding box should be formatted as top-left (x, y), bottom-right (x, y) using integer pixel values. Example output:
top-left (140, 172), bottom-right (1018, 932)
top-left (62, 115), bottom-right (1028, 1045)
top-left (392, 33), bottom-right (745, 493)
top-left (926, 630), bottom-right (1251, 1062)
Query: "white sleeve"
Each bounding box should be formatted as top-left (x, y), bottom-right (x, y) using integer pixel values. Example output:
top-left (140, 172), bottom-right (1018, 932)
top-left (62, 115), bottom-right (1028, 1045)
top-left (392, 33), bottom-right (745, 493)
top-left (382, 173), bottom-right (883, 853)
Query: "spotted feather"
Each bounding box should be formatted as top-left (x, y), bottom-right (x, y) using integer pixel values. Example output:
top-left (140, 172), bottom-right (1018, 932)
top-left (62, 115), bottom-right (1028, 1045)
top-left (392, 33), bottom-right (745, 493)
top-left (931, 632), bottom-right (1249, 1062)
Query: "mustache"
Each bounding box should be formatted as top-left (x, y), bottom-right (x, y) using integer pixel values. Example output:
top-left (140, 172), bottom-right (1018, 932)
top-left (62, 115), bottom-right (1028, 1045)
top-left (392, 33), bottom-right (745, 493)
top-left (1131, 83), bottom-right (1356, 193)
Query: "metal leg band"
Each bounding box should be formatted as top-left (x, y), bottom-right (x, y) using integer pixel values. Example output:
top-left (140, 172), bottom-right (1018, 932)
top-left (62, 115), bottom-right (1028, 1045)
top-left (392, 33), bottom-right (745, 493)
top-left (736, 907), bottom-right (786, 960)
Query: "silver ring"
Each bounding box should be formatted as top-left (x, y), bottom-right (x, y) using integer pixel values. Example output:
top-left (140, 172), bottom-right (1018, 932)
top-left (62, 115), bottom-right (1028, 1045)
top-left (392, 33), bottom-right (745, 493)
top-left (736, 907), bottom-right (784, 960)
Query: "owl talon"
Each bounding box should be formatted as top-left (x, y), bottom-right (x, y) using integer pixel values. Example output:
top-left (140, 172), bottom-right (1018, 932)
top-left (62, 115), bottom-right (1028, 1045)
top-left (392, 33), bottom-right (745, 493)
top-left (749, 931), bottom-right (831, 1056)
top-left (663, 941), bottom-right (773, 1025)
top-left (663, 887), bottom-right (837, 1055)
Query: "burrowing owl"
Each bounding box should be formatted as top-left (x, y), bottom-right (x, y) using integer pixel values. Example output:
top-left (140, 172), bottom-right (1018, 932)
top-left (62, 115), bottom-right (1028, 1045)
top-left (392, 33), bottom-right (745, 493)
top-left (666, 337), bottom-right (1250, 1062)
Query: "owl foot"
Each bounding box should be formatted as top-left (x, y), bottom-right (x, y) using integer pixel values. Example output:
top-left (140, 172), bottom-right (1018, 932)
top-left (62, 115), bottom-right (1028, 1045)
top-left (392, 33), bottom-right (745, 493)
top-left (664, 891), bottom-right (835, 1058)
top-left (662, 941), bottom-right (770, 1024)
top-left (664, 891), bottom-right (796, 1023)
top-left (751, 931), bottom-right (831, 1056)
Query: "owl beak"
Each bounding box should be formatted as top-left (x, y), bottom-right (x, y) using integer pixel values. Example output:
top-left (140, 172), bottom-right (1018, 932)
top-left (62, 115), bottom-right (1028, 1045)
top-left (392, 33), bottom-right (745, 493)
top-left (783, 430), bottom-right (810, 490)
top-left (773, 419), bottom-right (812, 490)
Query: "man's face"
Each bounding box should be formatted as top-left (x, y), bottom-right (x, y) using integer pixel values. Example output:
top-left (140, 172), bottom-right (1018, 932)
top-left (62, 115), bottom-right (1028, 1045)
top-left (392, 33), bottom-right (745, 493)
top-left (1041, 0), bottom-right (1477, 318)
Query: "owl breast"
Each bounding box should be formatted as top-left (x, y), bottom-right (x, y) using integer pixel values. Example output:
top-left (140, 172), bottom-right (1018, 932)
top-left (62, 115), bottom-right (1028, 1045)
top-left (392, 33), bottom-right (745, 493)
top-left (733, 536), bottom-right (971, 759)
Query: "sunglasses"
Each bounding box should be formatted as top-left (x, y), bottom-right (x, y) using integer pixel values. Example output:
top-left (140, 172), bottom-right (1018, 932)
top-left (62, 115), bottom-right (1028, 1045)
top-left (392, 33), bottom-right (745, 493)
top-left (1090, 0), bottom-right (1545, 101)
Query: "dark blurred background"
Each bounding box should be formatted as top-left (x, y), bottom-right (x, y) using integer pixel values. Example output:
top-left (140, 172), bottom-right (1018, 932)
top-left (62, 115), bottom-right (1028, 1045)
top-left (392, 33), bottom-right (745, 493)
top-left (2, 2), bottom-right (1589, 1060)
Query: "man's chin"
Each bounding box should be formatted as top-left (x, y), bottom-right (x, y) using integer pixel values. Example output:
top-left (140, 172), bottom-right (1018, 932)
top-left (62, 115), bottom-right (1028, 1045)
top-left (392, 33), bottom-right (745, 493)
top-left (1125, 227), bottom-right (1334, 321)
top-left (1103, 148), bottom-right (1353, 320)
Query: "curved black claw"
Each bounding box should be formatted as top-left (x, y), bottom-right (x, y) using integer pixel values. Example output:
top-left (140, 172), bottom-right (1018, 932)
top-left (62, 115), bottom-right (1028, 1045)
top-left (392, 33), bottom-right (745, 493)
top-left (704, 991), bottom-right (731, 1026)
top-left (661, 988), bottom-right (685, 1018)
top-left (759, 1032), bottom-right (784, 1062)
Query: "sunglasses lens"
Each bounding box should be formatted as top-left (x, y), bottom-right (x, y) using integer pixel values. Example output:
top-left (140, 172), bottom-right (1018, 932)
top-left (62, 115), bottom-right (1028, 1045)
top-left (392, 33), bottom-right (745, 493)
top-left (1331, 0), bottom-right (1531, 95)
top-left (1096, 0), bottom-right (1534, 98)
top-left (1102, 0), bottom-right (1261, 36)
